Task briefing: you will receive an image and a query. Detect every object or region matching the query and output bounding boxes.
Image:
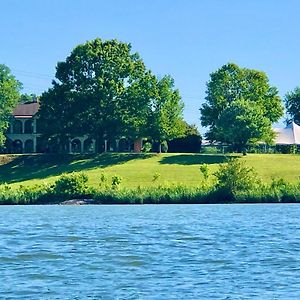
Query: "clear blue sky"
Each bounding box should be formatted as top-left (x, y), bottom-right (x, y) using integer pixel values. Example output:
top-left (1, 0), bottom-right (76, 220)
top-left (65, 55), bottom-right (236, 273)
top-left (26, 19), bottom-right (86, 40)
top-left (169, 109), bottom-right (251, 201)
top-left (1, 0), bottom-right (300, 132)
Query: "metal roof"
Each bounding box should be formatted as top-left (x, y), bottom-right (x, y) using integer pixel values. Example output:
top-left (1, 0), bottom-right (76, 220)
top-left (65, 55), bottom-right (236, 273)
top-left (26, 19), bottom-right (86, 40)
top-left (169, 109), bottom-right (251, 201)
top-left (274, 122), bottom-right (300, 145)
top-left (12, 102), bottom-right (39, 117)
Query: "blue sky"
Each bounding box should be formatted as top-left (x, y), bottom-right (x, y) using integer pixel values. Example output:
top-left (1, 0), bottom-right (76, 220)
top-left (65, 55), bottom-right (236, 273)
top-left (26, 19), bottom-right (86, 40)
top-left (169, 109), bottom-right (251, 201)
top-left (1, 0), bottom-right (300, 132)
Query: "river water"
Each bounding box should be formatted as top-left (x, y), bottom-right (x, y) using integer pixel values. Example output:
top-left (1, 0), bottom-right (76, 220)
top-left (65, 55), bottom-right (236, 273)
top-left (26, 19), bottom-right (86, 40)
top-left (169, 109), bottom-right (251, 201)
top-left (0, 204), bottom-right (299, 299)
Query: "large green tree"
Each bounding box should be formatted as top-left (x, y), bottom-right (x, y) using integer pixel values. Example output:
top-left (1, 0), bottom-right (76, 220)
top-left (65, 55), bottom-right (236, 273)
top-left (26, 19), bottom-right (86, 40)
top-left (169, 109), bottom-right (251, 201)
top-left (39, 38), bottom-right (185, 153)
top-left (168, 121), bottom-right (202, 153)
top-left (215, 99), bottom-right (274, 150)
top-left (285, 87), bottom-right (300, 125)
top-left (39, 38), bottom-right (151, 151)
top-left (146, 75), bottom-right (185, 152)
top-left (200, 63), bottom-right (283, 150)
top-left (20, 93), bottom-right (38, 103)
top-left (0, 64), bottom-right (21, 146)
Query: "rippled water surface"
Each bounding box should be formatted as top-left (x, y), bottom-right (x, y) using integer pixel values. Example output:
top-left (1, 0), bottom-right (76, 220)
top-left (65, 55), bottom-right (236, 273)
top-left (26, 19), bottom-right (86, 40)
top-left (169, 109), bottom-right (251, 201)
top-left (0, 204), bottom-right (300, 299)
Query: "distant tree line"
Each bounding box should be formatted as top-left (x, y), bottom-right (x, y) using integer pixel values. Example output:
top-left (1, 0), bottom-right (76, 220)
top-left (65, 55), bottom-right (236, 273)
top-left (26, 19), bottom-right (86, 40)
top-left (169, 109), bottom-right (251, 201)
top-left (1, 39), bottom-right (300, 153)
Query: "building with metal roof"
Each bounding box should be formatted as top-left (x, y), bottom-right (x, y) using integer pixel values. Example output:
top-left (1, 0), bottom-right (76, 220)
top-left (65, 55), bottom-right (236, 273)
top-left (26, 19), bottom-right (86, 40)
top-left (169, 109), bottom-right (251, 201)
top-left (273, 122), bottom-right (300, 145)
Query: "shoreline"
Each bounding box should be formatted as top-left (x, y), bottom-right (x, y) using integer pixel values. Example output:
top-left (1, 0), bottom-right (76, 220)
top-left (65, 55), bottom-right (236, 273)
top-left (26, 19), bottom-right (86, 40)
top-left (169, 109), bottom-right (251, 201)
top-left (2, 197), bottom-right (299, 205)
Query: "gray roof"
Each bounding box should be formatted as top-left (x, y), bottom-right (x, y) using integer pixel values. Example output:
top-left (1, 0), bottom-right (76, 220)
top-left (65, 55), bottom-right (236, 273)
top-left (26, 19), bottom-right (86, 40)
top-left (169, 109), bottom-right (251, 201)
top-left (274, 122), bottom-right (300, 145)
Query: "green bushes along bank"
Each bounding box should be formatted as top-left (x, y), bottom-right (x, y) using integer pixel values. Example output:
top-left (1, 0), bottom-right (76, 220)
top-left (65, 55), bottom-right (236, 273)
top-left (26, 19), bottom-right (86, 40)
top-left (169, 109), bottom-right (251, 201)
top-left (1, 159), bottom-right (300, 205)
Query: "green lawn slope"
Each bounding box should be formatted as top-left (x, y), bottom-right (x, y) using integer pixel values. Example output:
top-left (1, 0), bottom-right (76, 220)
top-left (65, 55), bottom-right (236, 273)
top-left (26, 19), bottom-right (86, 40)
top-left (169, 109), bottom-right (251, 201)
top-left (1, 153), bottom-right (299, 189)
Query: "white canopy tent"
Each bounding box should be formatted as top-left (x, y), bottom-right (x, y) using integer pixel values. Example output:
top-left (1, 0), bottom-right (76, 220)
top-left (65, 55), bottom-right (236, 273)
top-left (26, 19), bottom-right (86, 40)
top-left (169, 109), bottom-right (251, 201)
top-left (273, 122), bottom-right (300, 145)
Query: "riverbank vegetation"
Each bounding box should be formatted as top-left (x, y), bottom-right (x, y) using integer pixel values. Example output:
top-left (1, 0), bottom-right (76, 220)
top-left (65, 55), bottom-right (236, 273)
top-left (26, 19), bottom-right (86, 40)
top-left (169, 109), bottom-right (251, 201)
top-left (1, 153), bottom-right (300, 188)
top-left (0, 153), bottom-right (299, 205)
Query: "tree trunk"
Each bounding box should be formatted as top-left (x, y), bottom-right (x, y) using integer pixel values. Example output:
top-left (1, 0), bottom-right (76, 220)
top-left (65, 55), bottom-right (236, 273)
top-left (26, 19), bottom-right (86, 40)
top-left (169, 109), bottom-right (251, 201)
top-left (95, 133), bottom-right (104, 153)
top-left (233, 143), bottom-right (247, 154)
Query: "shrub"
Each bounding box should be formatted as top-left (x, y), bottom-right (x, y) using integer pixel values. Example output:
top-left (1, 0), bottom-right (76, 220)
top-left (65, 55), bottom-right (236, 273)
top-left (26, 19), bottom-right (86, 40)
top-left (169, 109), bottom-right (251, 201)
top-left (275, 144), bottom-right (297, 154)
top-left (142, 142), bottom-right (152, 153)
top-left (269, 178), bottom-right (300, 203)
top-left (201, 146), bottom-right (219, 154)
top-left (0, 182), bottom-right (54, 205)
top-left (199, 164), bottom-right (209, 180)
top-left (54, 172), bottom-right (89, 195)
top-left (111, 175), bottom-right (122, 190)
top-left (214, 159), bottom-right (259, 195)
top-left (168, 134), bottom-right (201, 153)
top-left (161, 141), bottom-right (168, 153)
top-left (99, 173), bottom-right (109, 189)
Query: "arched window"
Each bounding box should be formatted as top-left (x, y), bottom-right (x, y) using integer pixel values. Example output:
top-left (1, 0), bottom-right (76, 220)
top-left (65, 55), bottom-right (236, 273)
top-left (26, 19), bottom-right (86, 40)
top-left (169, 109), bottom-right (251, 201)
top-left (119, 138), bottom-right (131, 152)
top-left (12, 140), bottom-right (23, 154)
top-left (83, 139), bottom-right (94, 153)
top-left (24, 120), bottom-right (33, 134)
top-left (71, 139), bottom-right (81, 153)
top-left (24, 139), bottom-right (34, 153)
top-left (108, 139), bottom-right (117, 152)
top-left (13, 120), bottom-right (22, 134)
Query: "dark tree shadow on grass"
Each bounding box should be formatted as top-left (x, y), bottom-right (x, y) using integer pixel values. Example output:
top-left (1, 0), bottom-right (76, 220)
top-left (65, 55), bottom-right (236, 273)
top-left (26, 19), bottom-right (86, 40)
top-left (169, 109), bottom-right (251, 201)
top-left (159, 154), bottom-right (240, 166)
top-left (0, 153), bottom-right (153, 184)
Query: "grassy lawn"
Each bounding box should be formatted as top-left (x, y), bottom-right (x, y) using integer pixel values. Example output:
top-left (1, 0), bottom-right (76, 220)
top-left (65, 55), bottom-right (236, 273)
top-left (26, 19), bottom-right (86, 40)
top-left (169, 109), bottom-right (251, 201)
top-left (243, 154), bottom-right (300, 183)
top-left (1, 153), bottom-right (299, 189)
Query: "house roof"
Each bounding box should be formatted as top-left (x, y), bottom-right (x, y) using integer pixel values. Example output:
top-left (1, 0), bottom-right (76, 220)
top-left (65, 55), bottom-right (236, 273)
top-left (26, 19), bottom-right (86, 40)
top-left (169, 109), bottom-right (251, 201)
top-left (13, 102), bottom-right (39, 118)
top-left (274, 122), bottom-right (300, 145)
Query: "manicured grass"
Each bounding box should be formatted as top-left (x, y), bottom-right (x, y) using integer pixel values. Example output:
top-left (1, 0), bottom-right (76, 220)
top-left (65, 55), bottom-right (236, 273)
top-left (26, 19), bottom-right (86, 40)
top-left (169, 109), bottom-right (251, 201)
top-left (1, 153), bottom-right (300, 189)
top-left (243, 154), bottom-right (300, 183)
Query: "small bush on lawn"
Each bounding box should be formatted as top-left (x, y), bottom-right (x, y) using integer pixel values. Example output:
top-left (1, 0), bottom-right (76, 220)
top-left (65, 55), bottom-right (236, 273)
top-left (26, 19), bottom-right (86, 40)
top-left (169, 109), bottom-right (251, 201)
top-left (111, 175), bottom-right (122, 190)
top-left (214, 159), bottom-right (260, 196)
top-left (161, 141), bottom-right (168, 153)
top-left (142, 142), bottom-right (152, 153)
top-left (54, 172), bottom-right (89, 195)
top-left (199, 164), bottom-right (209, 180)
top-left (99, 173), bottom-right (109, 189)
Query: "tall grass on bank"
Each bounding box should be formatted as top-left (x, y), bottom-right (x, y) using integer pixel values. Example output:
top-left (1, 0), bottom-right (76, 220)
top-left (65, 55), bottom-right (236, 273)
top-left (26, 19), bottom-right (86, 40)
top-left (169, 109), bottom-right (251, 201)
top-left (0, 165), bottom-right (300, 205)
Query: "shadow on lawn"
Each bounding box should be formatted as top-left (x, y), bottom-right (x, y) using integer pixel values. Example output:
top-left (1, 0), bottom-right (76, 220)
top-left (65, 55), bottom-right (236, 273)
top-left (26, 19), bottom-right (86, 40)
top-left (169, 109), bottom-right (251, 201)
top-left (0, 153), bottom-right (153, 184)
top-left (159, 154), bottom-right (240, 165)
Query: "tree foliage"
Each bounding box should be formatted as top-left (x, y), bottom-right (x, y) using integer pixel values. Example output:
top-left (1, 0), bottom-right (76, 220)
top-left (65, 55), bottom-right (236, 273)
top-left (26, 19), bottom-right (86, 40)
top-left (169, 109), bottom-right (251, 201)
top-left (39, 38), bottom-right (150, 151)
top-left (39, 38), bottom-right (184, 152)
top-left (20, 93), bottom-right (38, 103)
top-left (200, 63), bottom-right (283, 149)
top-left (216, 99), bottom-right (274, 150)
top-left (215, 159), bottom-right (259, 195)
top-left (168, 121), bottom-right (202, 153)
top-left (182, 122), bottom-right (200, 136)
top-left (0, 64), bottom-right (21, 146)
top-left (146, 75), bottom-right (185, 151)
top-left (285, 87), bottom-right (300, 125)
